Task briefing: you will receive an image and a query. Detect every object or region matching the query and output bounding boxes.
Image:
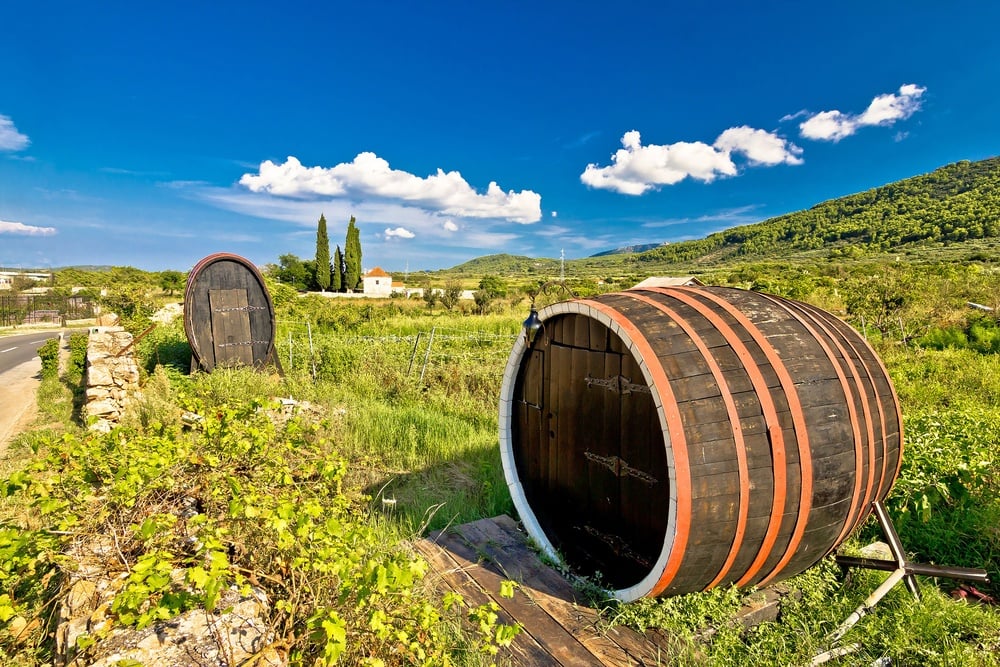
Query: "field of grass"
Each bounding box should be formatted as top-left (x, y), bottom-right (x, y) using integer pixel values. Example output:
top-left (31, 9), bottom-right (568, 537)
top-left (2, 285), bottom-right (999, 665)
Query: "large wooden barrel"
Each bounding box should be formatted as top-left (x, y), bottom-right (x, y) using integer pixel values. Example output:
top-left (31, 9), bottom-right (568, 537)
top-left (184, 253), bottom-right (279, 372)
top-left (499, 286), bottom-right (902, 601)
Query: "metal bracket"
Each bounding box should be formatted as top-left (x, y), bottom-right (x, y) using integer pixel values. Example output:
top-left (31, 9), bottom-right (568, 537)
top-left (584, 451), bottom-right (659, 485)
top-left (217, 340), bottom-right (270, 348)
top-left (585, 374), bottom-right (651, 395)
top-left (578, 524), bottom-right (651, 568)
top-left (212, 305), bottom-right (267, 313)
top-left (809, 500), bottom-right (990, 665)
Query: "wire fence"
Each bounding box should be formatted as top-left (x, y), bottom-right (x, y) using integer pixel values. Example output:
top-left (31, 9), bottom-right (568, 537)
top-left (0, 294), bottom-right (95, 327)
top-left (273, 319), bottom-right (520, 385)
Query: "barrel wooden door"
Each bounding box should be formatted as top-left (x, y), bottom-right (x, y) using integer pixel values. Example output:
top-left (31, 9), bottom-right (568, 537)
top-left (512, 313), bottom-right (668, 590)
top-left (208, 288), bottom-right (256, 367)
top-left (184, 253), bottom-right (279, 372)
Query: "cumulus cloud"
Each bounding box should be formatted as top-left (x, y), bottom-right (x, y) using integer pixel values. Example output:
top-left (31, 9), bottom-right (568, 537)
top-left (0, 115), bottom-right (30, 151)
top-left (442, 220), bottom-right (458, 232)
top-left (240, 153), bottom-right (542, 223)
top-left (581, 127), bottom-right (801, 195)
top-left (799, 84), bottom-right (926, 142)
top-left (385, 226), bottom-right (415, 239)
top-left (0, 220), bottom-right (56, 236)
top-left (715, 126), bottom-right (804, 166)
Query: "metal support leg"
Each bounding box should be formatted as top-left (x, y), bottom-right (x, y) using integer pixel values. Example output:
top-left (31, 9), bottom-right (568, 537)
top-left (813, 500), bottom-right (991, 664)
top-left (873, 500), bottom-right (921, 600)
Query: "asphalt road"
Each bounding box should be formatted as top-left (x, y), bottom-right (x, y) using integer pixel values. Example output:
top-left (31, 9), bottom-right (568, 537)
top-left (0, 330), bottom-right (66, 375)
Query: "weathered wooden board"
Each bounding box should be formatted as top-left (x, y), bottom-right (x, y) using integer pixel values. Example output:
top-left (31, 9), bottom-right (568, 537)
top-left (414, 515), bottom-right (797, 666)
top-left (184, 253), bottom-right (279, 372)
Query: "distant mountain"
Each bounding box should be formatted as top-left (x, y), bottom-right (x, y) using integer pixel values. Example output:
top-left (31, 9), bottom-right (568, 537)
top-left (590, 242), bottom-right (668, 257)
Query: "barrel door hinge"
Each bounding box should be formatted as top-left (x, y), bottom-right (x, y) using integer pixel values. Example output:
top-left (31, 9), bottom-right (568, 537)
top-left (584, 451), bottom-right (659, 485)
top-left (577, 524), bottom-right (651, 567)
top-left (585, 374), bottom-right (651, 395)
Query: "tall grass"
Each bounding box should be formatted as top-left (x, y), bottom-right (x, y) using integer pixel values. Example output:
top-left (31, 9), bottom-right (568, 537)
top-left (10, 297), bottom-right (993, 664)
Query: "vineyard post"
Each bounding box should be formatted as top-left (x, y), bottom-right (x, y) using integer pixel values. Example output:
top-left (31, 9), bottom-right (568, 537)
top-left (308, 320), bottom-right (316, 379)
top-left (407, 331), bottom-right (423, 376)
top-left (419, 327), bottom-right (436, 384)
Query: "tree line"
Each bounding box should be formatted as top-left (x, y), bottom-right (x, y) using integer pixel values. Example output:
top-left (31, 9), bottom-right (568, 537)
top-left (268, 214), bottom-right (363, 292)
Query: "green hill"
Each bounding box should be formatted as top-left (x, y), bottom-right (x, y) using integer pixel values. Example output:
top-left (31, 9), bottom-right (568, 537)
top-left (440, 156), bottom-right (1000, 279)
top-left (635, 155), bottom-right (1000, 267)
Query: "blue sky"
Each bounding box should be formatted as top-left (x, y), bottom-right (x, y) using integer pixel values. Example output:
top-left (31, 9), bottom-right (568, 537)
top-left (2, 1), bottom-right (998, 273)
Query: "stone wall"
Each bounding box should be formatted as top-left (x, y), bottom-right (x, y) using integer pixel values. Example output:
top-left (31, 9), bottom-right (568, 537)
top-left (84, 329), bottom-right (140, 432)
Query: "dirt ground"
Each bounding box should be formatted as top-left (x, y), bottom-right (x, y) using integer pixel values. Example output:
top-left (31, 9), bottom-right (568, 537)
top-left (0, 358), bottom-right (41, 455)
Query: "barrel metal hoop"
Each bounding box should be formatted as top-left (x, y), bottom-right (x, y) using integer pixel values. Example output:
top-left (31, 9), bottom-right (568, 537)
top-left (578, 298), bottom-right (692, 598)
top-left (625, 289), bottom-right (753, 589)
top-left (652, 286), bottom-right (807, 588)
top-left (796, 301), bottom-right (899, 502)
top-left (754, 292), bottom-right (873, 580)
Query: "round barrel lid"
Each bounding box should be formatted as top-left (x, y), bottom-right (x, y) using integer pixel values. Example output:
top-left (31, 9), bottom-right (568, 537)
top-left (183, 253), bottom-right (277, 371)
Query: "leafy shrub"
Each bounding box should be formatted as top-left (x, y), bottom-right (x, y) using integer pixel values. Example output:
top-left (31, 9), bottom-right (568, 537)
top-left (918, 327), bottom-right (968, 350)
top-left (36, 338), bottom-right (60, 378)
top-left (67, 333), bottom-right (88, 381)
top-left (0, 389), bottom-right (518, 664)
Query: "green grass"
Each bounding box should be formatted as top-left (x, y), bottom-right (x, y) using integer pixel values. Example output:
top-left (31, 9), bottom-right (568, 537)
top-left (3, 287), bottom-right (1000, 665)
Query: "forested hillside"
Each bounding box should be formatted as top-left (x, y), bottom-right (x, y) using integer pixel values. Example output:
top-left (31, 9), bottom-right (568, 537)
top-left (636, 156), bottom-right (1000, 265)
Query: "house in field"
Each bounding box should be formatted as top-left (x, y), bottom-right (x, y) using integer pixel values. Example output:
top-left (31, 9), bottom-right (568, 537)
top-left (632, 275), bottom-right (704, 289)
top-left (362, 266), bottom-right (393, 296)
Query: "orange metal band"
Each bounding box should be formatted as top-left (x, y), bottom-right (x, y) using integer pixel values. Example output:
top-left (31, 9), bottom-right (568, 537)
top-left (642, 287), bottom-right (789, 587)
top-left (670, 287), bottom-right (817, 586)
top-left (579, 299), bottom-right (692, 595)
top-left (625, 290), bottom-right (750, 589)
top-left (754, 294), bottom-right (866, 582)
top-left (793, 302), bottom-right (889, 543)
top-left (810, 306), bottom-right (903, 500)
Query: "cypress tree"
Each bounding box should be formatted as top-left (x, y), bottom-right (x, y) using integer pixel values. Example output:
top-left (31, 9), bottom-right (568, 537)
top-left (332, 245), bottom-right (343, 292)
top-left (315, 214), bottom-right (331, 291)
top-left (344, 216), bottom-right (363, 291)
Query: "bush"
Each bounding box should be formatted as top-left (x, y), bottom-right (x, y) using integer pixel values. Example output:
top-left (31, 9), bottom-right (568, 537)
top-left (37, 338), bottom-right (60, 378)
top-left (67, 333), bottom-right (88, 381)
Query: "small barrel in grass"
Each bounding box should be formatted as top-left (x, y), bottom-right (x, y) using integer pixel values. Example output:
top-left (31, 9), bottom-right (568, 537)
top-left (184, 253), bottom-right (279, 373)
top-left (498, 286), bottom-right (903, 601)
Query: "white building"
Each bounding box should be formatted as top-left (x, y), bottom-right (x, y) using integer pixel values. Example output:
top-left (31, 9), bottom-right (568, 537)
top-left (362, 267), bottom-right (393, 296)
top-left (0, 270), bottom-right (53, 290)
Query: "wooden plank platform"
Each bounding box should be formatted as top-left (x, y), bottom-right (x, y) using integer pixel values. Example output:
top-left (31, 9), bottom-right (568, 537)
top-left (414, 515), bottom-right (796, 666)
top-left (414, 514), bottom-right (665, 666)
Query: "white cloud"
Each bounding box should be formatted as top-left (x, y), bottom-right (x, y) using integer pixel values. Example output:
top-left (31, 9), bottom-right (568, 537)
top-left (581, 127), bottom-right (801, 195)
top-left (641, 205), bottom-right (762, 229)
top-left (0, 115), bottom-right (30, 151)
top-left (714, 126), bottom-right (804, 166)
top-left (194, 184), bottom-right (527, 256)
top-left (385, 226), bottom-right (415, 239)
top-left (0, 220), bottom-right (56, 236)
top-left (239, 153), bottom-right (542, 223)
top-left (551, 211), bottom-right (558, 218)
top-left (799, 84), bottom-right (926, 142)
